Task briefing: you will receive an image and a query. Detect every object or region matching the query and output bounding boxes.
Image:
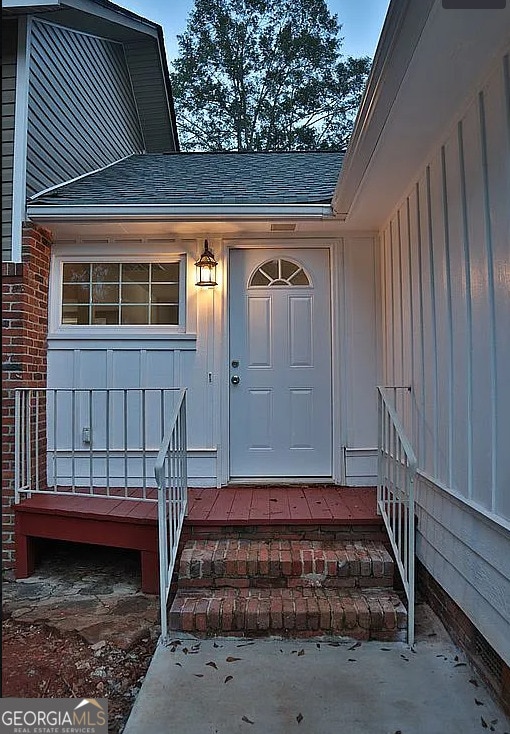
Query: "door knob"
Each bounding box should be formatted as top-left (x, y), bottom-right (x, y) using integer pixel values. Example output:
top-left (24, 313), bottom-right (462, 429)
top-left (231, 375), bottom-right (240, 385)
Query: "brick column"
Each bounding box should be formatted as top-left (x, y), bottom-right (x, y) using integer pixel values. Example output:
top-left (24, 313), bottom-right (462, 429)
top-left (2, 223), bottom-right (52, 571)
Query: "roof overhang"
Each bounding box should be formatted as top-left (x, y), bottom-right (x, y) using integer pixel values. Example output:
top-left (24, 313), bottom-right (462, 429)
top-left (333, 0), bottom-right (510, 228)
top-left (1, 0), bottom-right (160, 37)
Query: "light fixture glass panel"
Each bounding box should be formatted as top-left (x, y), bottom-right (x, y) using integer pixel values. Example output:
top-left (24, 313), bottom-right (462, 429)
top-left (122, 283), bottom-right (149, 303)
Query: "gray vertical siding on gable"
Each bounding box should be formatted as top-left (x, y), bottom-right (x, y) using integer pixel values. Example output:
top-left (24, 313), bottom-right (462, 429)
top-left (2, 19), bottom-right (17, 260)
top-left (124, 40), bottom-right (176, 153)
top-left (26, 20), bottom-right (144, 198)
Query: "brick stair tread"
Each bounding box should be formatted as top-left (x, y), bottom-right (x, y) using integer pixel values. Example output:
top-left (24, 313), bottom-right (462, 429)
top-left (178, 539), bottom-right (394, 589)
top-left (169, 587), bottom-right (407, 641)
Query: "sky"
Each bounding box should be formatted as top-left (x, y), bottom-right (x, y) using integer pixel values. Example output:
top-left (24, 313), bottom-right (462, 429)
top-left (118, 0), bottom-right (391, 64)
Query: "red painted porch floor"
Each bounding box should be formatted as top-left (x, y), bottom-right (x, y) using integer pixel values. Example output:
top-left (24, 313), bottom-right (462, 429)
top-left (15, 485), bottom-right (379, 526)
top-left (187, 485), bottom-right (378, 525)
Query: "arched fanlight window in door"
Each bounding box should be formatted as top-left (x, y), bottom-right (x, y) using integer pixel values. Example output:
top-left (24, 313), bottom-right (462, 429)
top-left (248, 258), bottom-right (311, 288)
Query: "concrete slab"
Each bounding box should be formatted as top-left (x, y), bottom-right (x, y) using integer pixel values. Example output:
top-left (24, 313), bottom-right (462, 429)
top-left (124, 604), bottom-right (510, 734)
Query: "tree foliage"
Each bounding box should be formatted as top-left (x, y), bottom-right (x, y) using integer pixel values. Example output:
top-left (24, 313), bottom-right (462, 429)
top-left (171, 0), bottom-right (371, 151)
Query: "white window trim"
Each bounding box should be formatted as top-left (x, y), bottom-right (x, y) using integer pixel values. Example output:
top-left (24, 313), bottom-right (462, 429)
top-left (49, 253), bottom-right (188, 337)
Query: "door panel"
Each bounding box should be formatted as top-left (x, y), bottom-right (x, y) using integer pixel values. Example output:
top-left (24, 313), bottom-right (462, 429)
top-left (229, 248), bottom-right (332, 477)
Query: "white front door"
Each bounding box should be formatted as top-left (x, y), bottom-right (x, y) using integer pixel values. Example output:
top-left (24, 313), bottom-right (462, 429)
top-left (229, 248), bottom-right (332, 478)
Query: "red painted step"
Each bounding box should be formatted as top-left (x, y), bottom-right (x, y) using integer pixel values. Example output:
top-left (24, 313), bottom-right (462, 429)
top-left (169, 587), bottom-right (407, 641)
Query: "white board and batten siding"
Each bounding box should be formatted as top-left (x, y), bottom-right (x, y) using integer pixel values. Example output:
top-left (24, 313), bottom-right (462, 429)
top-left (48, 240), bottom-right (218, 487)
top-left (340, 237), bottom-right (380, 485)
top-left (26, 19), bottom-right (144, 198)
top-left (2, 19), bottom-right (17, 261)
top-left (47, 236), bottom-right (381, 488)
top-left (380, 51), bottom-right (510, 665)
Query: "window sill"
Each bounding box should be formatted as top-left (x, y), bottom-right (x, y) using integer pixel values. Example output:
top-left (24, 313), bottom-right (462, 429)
top-left (47, 331), bottom-right (198, 350)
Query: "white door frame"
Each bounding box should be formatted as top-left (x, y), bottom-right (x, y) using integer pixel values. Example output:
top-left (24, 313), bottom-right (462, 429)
top-left (218, 238), bottom-right (345, 486)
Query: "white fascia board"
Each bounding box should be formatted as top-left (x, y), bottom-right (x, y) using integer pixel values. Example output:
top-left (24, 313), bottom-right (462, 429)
top-left (61, 0), bottom-right (160, 36)
top-left (2, 1), bottom-right (60, 7)
top-left (27, 204), bottom-right (335, 220)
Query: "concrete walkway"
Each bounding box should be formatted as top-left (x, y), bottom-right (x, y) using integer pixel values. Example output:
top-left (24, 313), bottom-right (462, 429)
top-left (124, 604), bottom-right (509, 734)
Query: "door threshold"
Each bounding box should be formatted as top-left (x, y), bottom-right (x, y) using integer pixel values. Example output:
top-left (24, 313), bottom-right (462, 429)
top-left (228, 477), bottom-right (336, 486)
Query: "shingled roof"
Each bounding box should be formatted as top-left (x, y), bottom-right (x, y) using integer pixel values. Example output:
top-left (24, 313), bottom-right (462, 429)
top-left (33, 152), bottom-right (344, 206)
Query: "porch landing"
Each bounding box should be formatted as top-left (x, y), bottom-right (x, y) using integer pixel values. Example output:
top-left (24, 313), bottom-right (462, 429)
top-left (187, 485), bottom-right (378, 525)
top-left (14, 486), bottom-right (381, 595)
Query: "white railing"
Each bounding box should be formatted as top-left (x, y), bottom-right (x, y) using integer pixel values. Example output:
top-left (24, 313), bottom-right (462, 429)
top-left (377, 386), bottom-right (417, 647)
top-left (13, 387), bottom-right (183, 502)
top-left (154, 388), bottom-right (187, 643)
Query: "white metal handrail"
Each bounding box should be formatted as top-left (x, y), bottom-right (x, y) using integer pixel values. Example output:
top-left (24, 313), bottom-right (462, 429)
top-left (13, 387), bottom-right (182, 502)
top-left (154, 388), bottom-right (187, 643)
top-left (377, 386), bottom-right (417, 647)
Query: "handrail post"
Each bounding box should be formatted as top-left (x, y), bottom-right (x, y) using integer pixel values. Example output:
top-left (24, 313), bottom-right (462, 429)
top-left (377, 385), bottom-right (417, 647)
top-left (154, 388), bottom-right (188, 645)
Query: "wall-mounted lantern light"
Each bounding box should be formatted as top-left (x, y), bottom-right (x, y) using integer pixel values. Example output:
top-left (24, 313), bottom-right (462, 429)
top-left (195, 240), bottom-right (218, 286)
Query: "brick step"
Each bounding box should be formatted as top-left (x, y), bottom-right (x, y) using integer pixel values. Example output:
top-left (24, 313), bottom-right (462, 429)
top-left (178, 539), bottom-right (394, 590)
top-left (169, 587), bottom-right (407, 641)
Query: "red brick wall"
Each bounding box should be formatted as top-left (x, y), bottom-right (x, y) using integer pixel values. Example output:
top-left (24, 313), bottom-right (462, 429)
top-left (2, 223), bottom-right (52, 571)
top-left (417, 560), bottom-right (510, 717)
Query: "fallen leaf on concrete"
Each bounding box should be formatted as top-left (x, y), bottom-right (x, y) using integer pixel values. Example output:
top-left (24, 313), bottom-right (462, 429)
top-left (297, 649), bottom-right (305, 656)
top-left (475, 699), bottom-right (484, 706)
top-left (400, 655), bottom-right (409, 661)
top-left (348, 658), bottom-right (356, 662)
top-left (242, 716), bottom-right (254, 724)
top-left (297, 713), bottom-right (303, 724)
top-left (380, 648), bottom-right (391, 651)
top-left (224, 676), bottom-right (233, 684)
top-left (226, 656), bottom-right (242, 662)
top-left (206, 661), bottom-right (218, 669)
top-left (175, 663), bottom-right (182, 667)
top-left (194, 674), bottom-right (204, 678)
top-left (481, 717), bottom-right (488, 729)
top-left (348, 641), bottom-right (361, 651)
top-left (469, 678), bottom-right (479, 687)
top-left (316, 643), bottom-right (321, 649)
top-left (454, 663), bottom-right (467, 667)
